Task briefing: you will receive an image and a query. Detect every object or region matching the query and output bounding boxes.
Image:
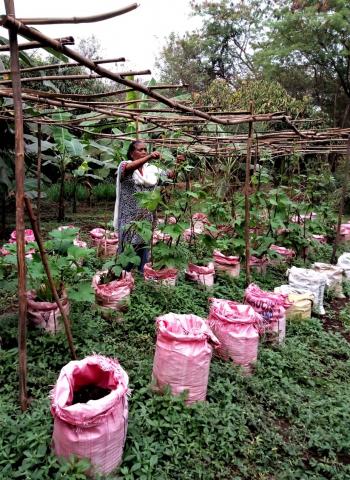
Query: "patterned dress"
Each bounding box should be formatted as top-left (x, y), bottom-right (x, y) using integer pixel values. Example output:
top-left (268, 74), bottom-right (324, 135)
top-left (117, 161), bottom-right (154, 247)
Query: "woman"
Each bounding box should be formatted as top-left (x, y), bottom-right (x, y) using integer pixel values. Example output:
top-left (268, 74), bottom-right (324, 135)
top-left (113, 140), bottom-right (169, 272)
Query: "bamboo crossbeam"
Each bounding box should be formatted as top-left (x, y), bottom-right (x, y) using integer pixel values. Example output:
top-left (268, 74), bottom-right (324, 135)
top-left (0, 88), bottom-right (148, 123)
top-left (27, 84), bottom-right (188, 100)
top-left (0, 36), bottom-right (74, 51)
top-left (0, 57), bottom-right (126, 75)
top-left (16, 4), bottom-right (138, 25)
top-left (0, 70), bottom-right (152, 85)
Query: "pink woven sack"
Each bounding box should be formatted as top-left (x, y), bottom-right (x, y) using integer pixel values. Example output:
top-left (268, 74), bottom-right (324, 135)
top-left (89, 228), bottom-right (118, 256)
top-left (144, 263), bottom-right (178, 286)
top-left (208, 298), bottom-right (262, 374)
top-left (213, 250), bottom-right (240, 277)
top-left (311, 234), bottom-right (327, 244)
top-left (244, 283), bottom-right (289, 343)
top-left (249, 256), bottom-right (268, 274)
top-left (26, 289), bottom-right (69, 333)
top-left (92, 271), bottom-right (134, 310)
top-left (152, 313), bottom-right (220, 404)
top-left (269, 244), bottom-right (295, 260)
top-left (51, 355), bottom-right (129, 477)
top-left (9, 228), bottom-right (35, 243)
top-left (186, 262), bottom-right (215, 287)
top-left (340, 224), bottom-right (350, 242)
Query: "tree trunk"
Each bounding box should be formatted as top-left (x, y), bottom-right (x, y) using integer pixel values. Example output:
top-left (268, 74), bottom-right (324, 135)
top-left (58, 163), bottom-right (65, 221)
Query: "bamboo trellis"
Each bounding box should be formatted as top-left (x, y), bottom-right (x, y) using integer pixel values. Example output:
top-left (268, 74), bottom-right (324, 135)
top-left (1, 0), bottom-right (350, 411)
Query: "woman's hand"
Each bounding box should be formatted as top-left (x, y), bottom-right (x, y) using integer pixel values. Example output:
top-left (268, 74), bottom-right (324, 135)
top-left (150, 150), bottom-right (161, 160)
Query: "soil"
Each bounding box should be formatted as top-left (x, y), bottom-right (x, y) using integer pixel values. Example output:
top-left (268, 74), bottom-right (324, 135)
top-left (320, 298), bottom-right (350, 343)
top-left (72, 384), bottom-right (111, 404)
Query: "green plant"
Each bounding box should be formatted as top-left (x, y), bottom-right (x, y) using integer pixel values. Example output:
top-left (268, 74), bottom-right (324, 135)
top-left (101, 244), bottom-right (140, 282)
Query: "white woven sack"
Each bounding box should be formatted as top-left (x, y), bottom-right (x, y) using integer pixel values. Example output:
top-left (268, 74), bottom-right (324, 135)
top-left (287, 267), bottom-right (327, 315)
top-left (312, 262), bottom-right (345, 299)
top-left (337, 253), bottom-right (350, 279)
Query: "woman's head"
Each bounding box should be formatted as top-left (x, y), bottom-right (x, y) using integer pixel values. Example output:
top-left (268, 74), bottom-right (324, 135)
top-left (127, 140), bottom-right (148, 160)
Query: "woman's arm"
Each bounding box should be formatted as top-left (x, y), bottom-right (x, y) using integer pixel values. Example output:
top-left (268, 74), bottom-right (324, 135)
top-left (124, 151), bottom-right (161, 172)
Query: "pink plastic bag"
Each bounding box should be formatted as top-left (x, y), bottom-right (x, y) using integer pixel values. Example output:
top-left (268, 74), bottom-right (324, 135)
top-left (311, 234), bottom-right (327, 244)
top-left (58, 225), bottom-right (88, 248)
top-left (213, 250), bottom-right (240, 277)
top-left (144, 263), bottom-right (178, 286)
top-left (9, 228), bottom-right (35, 244)
top-left (152, 229), bottom-right (172, 245)
top-left (152, 313), bottom-right (219, 403)
top-left (89, 228), bottom-right (118, 256)
top-left (340, 224), bottom-right (350, 242)
top-left (51, 355), bottom-right (129, 477)
top-left (244, 283), bottom-right (289, 343)
top-left (26, 289), bottom-right (69, 333)
top-left (92, 271), bottom-right (134, 310)
top-left (249, 256), bottom-right (268, 274)
top-left (186, 262), bottom-right (215, 287)
top-left (269, 244), bottom-right (295, 259)
top-left (208, 298), bottom-right (262, 374)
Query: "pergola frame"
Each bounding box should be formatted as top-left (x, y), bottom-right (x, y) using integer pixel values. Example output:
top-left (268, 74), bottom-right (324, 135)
top-left (1, 0), bottom-right (349, 411)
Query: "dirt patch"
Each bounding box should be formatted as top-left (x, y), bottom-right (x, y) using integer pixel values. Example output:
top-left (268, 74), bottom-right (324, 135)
top-left (320, 298), bottom-right (350, 342)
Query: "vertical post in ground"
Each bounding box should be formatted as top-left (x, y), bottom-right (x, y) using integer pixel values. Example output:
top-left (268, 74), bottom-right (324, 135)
top-left (5, 0), bottom-right (28, 411)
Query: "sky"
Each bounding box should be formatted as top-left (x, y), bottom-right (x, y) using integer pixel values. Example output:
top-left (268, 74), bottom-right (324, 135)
top-left (0, 0), bottom-right (203, 77)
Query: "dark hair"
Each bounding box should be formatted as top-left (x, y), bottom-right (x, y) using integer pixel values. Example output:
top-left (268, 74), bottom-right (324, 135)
top-left (127, 140), bottom-right (146, 160)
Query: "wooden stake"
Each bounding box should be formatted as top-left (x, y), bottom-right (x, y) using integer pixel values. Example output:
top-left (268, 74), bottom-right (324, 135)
top-left (244, 103), bottom-right (254, 286)
top-left (5, 0), bottom-right (28, 412)
top-left (331, 135), bottom-right (350, 264)
top-left (24, 196), bottom-right (77, 360)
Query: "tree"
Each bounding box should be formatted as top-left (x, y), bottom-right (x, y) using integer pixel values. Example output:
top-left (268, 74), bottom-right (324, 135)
top-left (156, 0), bottom-right (264, 90)
top-left (256, 0), bottom-right (350, 126)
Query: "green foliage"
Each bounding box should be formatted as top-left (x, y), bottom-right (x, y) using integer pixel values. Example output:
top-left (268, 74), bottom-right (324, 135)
top-left (1, 266), bottom-right (350, 478)
top-left (102, 244), bottom-right (141, 280)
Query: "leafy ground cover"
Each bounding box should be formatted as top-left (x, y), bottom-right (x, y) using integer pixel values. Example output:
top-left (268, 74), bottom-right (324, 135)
top-left (1, 212), bottom-right (350, 479)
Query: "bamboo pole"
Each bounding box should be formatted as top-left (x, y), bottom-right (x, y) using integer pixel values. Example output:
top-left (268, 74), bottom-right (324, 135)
top-left (5, 0), bottom-right (28, 412)
top-left (17, 4), bottom-right (138, 25)
top-left (244, 104), bottom-right (254, 286)
top-left (36, 123), bottom-right (42, 231)
top-left (0, 57), bottom-right (126, 75)
top-left (331, 135), bottom-right (350, 264)
top-left (0, 70), bottom-right (152, 85)
top-left (0, 36), bottom-right (74, 51)
top-left (24, 197), bottom-right (77, 360)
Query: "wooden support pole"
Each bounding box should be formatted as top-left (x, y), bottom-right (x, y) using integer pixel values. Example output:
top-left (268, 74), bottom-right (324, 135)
top-left (244, 104), bottom-right (254, 286)
top-left (24, 197), bottom-right (77, 360)
top-left (331, 135), bottom-right (350, 264)
top-left (5, 0), bottom-right (28, 412)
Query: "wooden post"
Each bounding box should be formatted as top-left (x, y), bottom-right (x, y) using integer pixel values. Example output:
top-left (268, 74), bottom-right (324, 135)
top-left (331, 135), bottom-right (350, 264)
top-left (36, 123), bottom-right (42, 230)
top-left (244, 104), bottom-right (254, 285)
top-left (24, 197), bottom-right (77, 360)
top-left (5, 0), bottom-right (28, 411)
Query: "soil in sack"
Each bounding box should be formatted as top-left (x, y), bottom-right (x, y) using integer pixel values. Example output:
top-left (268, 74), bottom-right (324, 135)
top-left (72, 384), bottom-right (111, 404)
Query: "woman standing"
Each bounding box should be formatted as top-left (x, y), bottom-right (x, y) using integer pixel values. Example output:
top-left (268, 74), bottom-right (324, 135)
top-left (113, 140), bottom-right (165, 271)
